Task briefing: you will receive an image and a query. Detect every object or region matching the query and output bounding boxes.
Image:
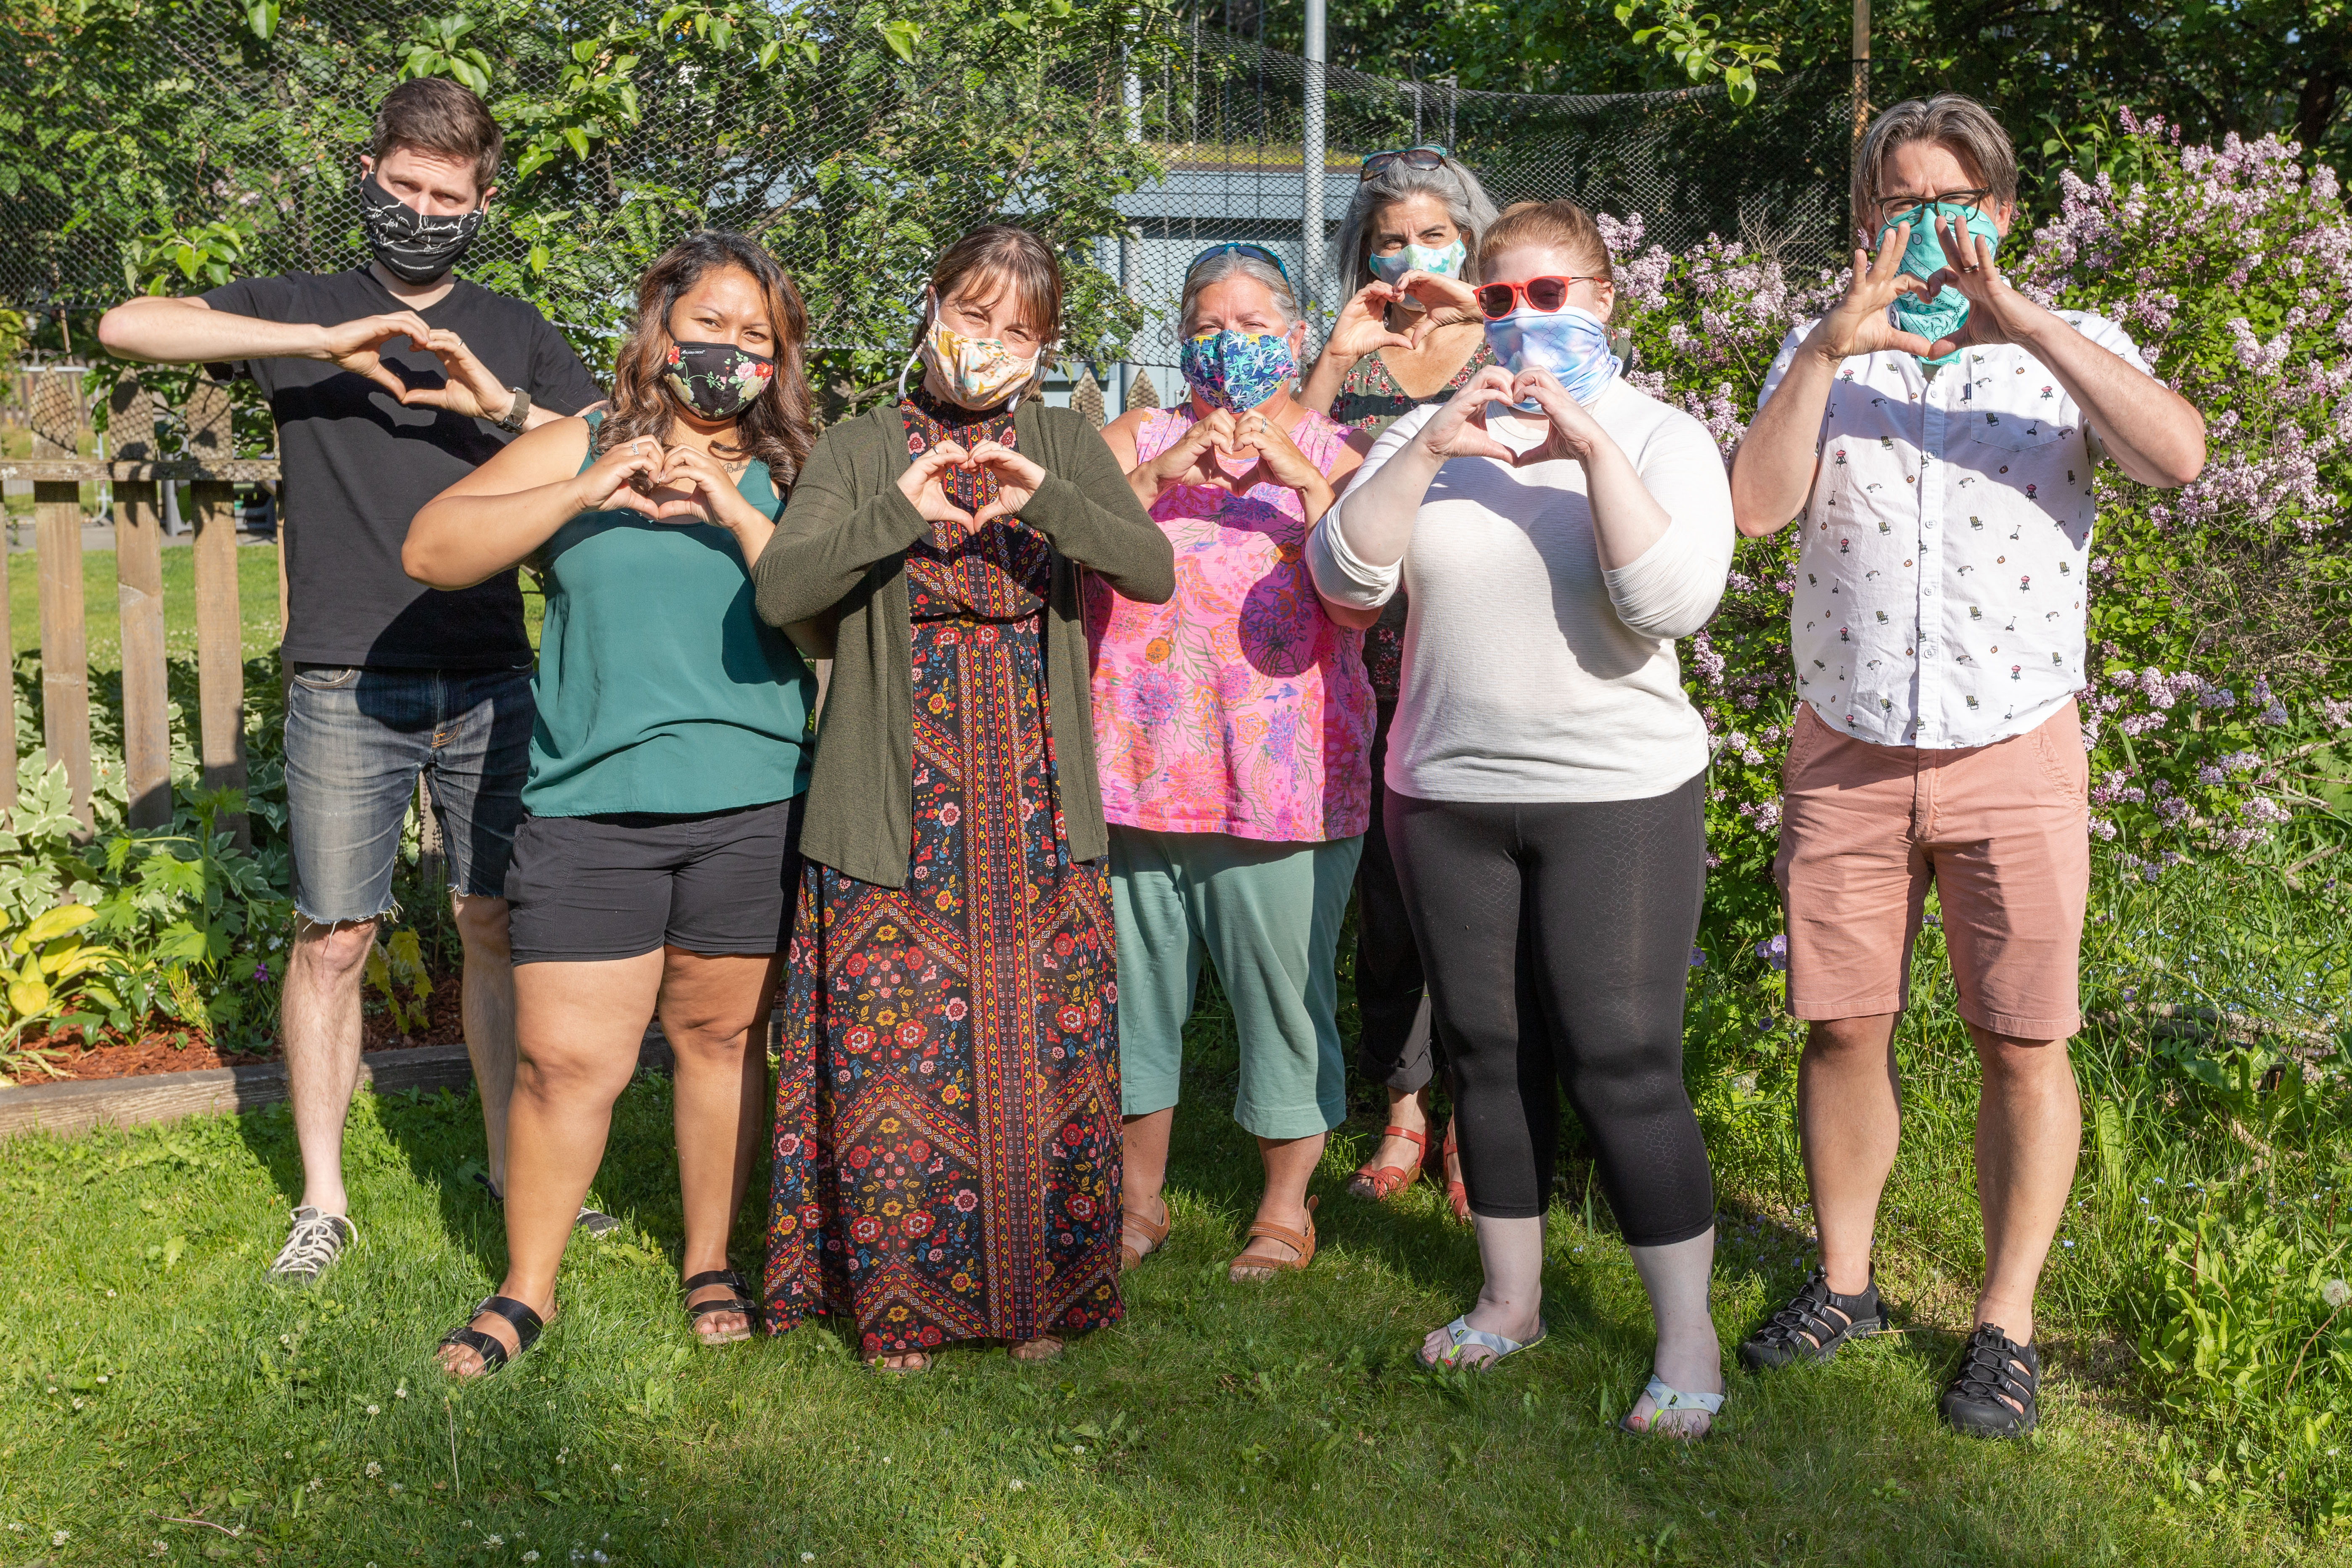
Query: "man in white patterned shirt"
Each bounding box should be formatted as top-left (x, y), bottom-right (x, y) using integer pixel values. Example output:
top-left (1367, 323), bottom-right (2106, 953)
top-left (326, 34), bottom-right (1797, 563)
top-left (1726, 94), bottom-right (2205, 1439)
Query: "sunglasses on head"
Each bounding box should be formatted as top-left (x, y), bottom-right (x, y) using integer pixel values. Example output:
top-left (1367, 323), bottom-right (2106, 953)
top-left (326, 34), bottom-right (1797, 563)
top-left (1359, 145), bottom-right (1450, 181)
top-left (1187, 241), bottom-right (1293, 284)
top-left (1476, 275), bottom-right (1606, 319)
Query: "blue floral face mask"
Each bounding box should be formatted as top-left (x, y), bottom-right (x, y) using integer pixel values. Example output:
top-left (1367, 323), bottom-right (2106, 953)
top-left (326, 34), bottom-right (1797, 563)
top-left (1482, 304), bottom-right (1619, 410)
top-left (1179, 329), bottom-right (1298, 412)
top-left (1368, 237), bottom-right (1468, 286)
top-left (1879, 202), bottom-right (2001, 366)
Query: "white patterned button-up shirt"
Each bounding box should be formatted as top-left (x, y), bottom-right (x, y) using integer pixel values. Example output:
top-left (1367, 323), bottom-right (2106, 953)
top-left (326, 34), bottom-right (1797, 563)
top-left (1757, 311), bottom-right (2152, 749)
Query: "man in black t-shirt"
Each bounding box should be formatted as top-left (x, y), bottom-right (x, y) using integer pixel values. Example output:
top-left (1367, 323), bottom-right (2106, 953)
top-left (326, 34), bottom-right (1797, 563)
top-left (98, 77), bottom-right (609, 1283)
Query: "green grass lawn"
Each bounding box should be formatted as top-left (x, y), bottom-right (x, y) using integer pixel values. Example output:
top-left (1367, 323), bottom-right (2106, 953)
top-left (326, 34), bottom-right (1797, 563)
top-left (2, 948), bottom-right (2337, 1566)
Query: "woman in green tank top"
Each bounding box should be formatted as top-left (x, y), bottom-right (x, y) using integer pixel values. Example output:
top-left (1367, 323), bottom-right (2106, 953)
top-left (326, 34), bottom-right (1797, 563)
top-left (405, 231), bottom-right (830, 1377)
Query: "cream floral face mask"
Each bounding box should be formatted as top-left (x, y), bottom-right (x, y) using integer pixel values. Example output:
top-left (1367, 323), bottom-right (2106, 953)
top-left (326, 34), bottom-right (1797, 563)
top-left (902, 292), bottom-right (1046, 409)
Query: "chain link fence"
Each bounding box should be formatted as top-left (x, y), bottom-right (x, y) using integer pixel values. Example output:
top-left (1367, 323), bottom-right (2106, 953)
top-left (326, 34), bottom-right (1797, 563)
top-left (1, 0), bottom-right (1848, 416)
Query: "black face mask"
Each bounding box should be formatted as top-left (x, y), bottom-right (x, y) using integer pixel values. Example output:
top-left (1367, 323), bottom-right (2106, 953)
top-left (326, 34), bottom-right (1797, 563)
top-left (358, 172), bottom-right (485, 285)
top-left (664, 340), bottom-right (776, 419)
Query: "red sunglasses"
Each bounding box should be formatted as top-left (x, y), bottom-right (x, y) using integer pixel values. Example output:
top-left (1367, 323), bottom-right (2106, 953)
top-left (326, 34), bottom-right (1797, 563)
top-left (1475, 275), bottom-right (1606, 318)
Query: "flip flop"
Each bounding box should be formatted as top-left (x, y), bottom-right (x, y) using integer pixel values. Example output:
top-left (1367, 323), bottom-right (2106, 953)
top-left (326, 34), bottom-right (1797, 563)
top-left (1621, 1373), bottom-right (1724, 1438)
top-left (1420, 1314), bottom-right (1548, 1370)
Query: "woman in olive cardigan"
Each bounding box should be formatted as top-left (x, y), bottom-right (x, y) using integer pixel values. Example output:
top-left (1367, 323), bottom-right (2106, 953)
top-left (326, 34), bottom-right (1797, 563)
top-left (753, 227), bottom-right (1173, 1371)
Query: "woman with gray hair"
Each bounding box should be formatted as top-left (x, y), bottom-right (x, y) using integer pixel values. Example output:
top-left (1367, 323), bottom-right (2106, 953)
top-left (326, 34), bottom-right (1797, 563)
top-left (1090, 241), bottom-right (1376, 1285)
top-left (1305, 145), bottom-right (1503, 1220)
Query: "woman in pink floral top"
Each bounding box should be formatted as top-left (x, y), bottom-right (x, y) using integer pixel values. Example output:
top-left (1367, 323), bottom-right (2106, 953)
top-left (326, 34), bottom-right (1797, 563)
top-left (1090, 243), bottom-right (1374, 1285)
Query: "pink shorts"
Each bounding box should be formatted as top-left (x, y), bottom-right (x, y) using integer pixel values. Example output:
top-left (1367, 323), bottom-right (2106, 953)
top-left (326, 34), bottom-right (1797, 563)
top-left (1774, 699), bottom-right (2089, 1040)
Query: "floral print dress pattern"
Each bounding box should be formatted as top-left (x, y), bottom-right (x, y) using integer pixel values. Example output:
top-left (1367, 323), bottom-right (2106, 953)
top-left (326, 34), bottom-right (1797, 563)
top-left (1085, 404), bottom-right (1372, 842)
top-left (1329, 341), bottom-right (1495, 697)
top-left (765, 387), bottom-right (1123, 1356)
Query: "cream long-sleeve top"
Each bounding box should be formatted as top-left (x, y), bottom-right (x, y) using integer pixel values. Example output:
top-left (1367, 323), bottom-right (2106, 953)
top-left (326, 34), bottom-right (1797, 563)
top-left (1308, 377), bottom-right (1736, 803)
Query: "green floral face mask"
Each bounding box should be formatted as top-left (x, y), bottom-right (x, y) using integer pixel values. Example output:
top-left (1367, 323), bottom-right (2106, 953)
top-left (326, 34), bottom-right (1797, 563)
top-left (664, 340), bottom-right (775, 418)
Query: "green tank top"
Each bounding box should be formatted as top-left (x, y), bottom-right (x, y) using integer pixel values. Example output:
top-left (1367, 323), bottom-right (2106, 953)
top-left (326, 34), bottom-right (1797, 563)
top-left (523, 415), bottom-right (816, 817)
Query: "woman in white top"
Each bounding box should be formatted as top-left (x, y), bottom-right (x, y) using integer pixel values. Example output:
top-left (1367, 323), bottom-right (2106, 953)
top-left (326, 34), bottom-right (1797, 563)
top-left (1308, 199), bottom-right (1737, 1436)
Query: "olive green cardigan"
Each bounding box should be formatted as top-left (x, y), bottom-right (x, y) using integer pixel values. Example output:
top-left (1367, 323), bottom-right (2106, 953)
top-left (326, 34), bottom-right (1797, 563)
top-left (751, 399), bottom-right (1174, 889)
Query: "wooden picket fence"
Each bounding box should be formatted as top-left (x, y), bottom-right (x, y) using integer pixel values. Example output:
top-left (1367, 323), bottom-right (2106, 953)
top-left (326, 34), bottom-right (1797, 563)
top-left (0, 367), bottom-right (272, 848)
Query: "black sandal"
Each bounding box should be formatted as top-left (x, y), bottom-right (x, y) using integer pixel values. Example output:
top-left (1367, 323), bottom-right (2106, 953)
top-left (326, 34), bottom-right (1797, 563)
top-left (683, 1269), bottom-right (758, 1345)
top-left (437, 1295), bottom-right (547, 1377)
top-left (1940, 1324), bottom-right (2041, 1438)
top-left (1738, 1267), bottom-right (1886, 1370)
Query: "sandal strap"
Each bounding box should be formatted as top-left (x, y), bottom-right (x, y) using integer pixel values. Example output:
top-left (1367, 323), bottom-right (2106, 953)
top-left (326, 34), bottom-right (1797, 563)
top-left (469, 1294), bottom-right (546, 1354)
top-left (1953, 1327), bottom-right (2040, 1402)
top-left (1377, 1124), bottom-right (1429, 1151)
top-left (1244, 1219), bottom-right (1310, 1252)
top-left (1434, 1315), bottom-right (1545, 1364)
top-left (1642, 1375), bottom-right (1725, 1415)
top-left (682, 1269), bottom-right (752, 1296)
top-left (1123, 1203), bottom-right (1171, 1246)
top-left (1753, 1269), bottom-right (1869, 1347)
top-left (439, 1325), bottom-right (513, 1371)
top-left (688, 1297), bottom-right (757, 1320)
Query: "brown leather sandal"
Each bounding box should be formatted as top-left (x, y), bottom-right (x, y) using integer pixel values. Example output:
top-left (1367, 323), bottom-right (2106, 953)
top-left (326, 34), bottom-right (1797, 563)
top-left (1228, 1196), bottom-right (1318, 1282)
top-left (1120, 1198), bottom-right (1171, 1271)
top-left (1347, 1123), bottom-right (1430, 1202)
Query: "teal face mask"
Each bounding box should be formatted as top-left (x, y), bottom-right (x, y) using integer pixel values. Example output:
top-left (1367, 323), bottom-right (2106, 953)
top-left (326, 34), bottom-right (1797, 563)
top-left (1878, 202), bottom-right (2000, 366)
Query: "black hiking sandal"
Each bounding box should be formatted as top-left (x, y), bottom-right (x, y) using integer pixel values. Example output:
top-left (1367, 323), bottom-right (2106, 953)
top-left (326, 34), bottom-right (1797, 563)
top-left (682, 1269), bottom-right (759, 1346)
top-left (1738, 1267), bottom-right (1887, 1370)
top-left (1940, 1324), bottom-right (2041, 1438)
top-left (437, 1295), bottom-right (548, 1378)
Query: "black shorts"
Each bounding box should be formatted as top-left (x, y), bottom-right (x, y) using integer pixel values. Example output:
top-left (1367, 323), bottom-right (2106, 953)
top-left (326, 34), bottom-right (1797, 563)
top-left (505, 796), bottom-right (804, 965)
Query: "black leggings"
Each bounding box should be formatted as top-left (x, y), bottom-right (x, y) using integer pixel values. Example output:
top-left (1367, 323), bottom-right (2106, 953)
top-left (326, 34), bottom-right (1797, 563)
top-left (1354, 699), bottom-right (1437, 1092)
top-left (1386, 775), bottom-right (1714, 1244)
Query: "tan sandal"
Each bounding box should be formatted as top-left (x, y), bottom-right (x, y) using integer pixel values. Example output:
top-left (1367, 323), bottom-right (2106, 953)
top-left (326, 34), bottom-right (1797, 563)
top-left (1120, 1198), bottom-right (1171, 1271)
top-left (1228, 1196), bottom-right (1318, 1282)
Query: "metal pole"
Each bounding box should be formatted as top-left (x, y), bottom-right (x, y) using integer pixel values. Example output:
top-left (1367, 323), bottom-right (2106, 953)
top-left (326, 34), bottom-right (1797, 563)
top-left (1851, 0), bottom-right (1870, 148)
top-left (1302, 0), bottom-right (1327, 334)
top-left (1117, 43), bottom-right (1143, 414)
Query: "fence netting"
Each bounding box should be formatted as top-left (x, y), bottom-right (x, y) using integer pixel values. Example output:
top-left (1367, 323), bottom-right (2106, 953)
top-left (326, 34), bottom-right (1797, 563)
top-left (1, 0), bottom-right (1848, 413)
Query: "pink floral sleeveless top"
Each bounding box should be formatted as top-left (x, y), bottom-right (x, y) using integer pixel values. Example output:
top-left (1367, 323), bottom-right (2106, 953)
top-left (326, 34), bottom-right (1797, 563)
top-left (1085, 405), bottom-right (1373, 843)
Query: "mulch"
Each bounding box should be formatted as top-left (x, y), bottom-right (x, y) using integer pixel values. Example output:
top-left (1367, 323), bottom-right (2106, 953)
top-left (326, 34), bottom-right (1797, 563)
top-left (4, 963), bottom-right (468, 1085)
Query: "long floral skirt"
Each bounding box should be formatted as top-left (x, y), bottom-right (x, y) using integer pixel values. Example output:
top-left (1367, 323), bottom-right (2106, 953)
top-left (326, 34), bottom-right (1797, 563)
top-left (764, 610), bottom-right (1124, 1355)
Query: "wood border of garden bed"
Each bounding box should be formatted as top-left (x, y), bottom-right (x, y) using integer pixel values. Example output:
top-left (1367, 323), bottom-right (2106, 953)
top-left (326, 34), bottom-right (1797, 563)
top-left (0, 1027), bottom-right (678, 1141)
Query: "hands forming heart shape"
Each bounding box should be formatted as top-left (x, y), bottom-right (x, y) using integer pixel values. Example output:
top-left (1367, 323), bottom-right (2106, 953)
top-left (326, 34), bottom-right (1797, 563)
top-left (1418, 364), bottom-right (1609, 468)
top-left (896, 438), bottom-right (1050, 532)
top-left (1140, 407), bottom-right (1329, 501)
top-left (579, 438), bottom-right (749, 526)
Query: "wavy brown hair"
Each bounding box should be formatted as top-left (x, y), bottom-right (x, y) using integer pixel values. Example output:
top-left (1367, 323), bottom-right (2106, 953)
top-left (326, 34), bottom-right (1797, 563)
top-left (596, 230), bottom-right (815, 484)
top-left (910, 225), bottom-right (1064, 397)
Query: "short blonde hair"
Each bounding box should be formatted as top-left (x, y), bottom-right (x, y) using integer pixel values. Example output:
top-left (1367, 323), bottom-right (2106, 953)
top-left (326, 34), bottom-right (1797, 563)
top-left (1476, 199), bottom-right (1612, 283)
top-left (1852, 95), bottom-right (2018, 238)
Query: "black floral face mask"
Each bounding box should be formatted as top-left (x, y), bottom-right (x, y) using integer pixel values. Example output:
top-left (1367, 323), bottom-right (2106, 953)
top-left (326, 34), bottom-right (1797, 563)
top-left (664, 340), bottom-right (775, 418)
top-left (358, 173), bottom-right (485, 285)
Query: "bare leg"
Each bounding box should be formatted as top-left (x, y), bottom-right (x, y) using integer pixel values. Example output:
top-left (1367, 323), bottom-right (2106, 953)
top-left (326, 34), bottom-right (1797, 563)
top-left (1970, 1028), bottom-right (2078, 1384)
top-left (1797, 1013), bottom-right (1904, 1301)
top-left (658, 948), bottom-right (782, 1346)
top-left (1622, 1228), bottom-right (1724, 1438)
top-left (1120, 1108), bottom-right (1175, 1263)
top-left (1420, 1213), bottom-right (1544, 1365)
top-left (452, 894), bottom-right (517, 1191)
top-left (280, 916), bottom-right (378, 1218)
top-left (1230, 1132), bottom-right (1326, 1277)
top-left (438, 951), bottom-right (661, 1376)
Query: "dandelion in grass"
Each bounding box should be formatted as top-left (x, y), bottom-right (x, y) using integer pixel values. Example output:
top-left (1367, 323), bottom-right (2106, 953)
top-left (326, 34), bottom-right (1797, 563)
top-left (365, 1462), bottom-right (381, 1478)
top-left (366, 1404), bottom-right (379, 1415)
top-left (53, 1532), bottom-right (69, 1546)
top-left (2326, 1279), bottom-right (2350, 1309)
top-left (486, 1535), bottom-right (503, 1547)
top-left (1008, 1478), bottom-right (1027, 1491)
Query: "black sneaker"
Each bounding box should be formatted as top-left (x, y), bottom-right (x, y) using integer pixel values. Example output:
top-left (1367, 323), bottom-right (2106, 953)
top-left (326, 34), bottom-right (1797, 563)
top-left (1940, 1324), bottom-right (2040, 1438)
top-left (1738, 1267), bottom-right (1886, 1370)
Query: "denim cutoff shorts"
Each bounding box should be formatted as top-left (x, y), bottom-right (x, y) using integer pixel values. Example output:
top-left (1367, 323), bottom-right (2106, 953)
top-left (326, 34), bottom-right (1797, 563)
top-left (282, 663), bottom-right (534, 925)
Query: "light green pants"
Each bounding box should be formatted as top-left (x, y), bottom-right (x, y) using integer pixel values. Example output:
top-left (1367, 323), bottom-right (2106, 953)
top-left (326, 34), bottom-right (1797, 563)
top-left (1110, 826), bottom-right (1363, 1140)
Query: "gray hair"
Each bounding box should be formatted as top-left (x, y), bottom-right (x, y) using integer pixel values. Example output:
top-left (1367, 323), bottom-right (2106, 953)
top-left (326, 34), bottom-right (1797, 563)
top-left (1853, 94), bottom-right (2018, 240)
top-left (1178, 248), bottom-right (1301, 335)
top-left (1333, 154), bottom-right (1502, 291)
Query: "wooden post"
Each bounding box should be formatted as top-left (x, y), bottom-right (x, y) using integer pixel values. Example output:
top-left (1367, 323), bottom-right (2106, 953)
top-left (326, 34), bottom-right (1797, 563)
top-left (187, 380), bottom-right (248, 851)
top-left (1851, 0), bottom-right (1871, 150)
top-left (31, 369), bottom-right (91, 830)
top-left (111, 373), bottom-right (172, 830)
